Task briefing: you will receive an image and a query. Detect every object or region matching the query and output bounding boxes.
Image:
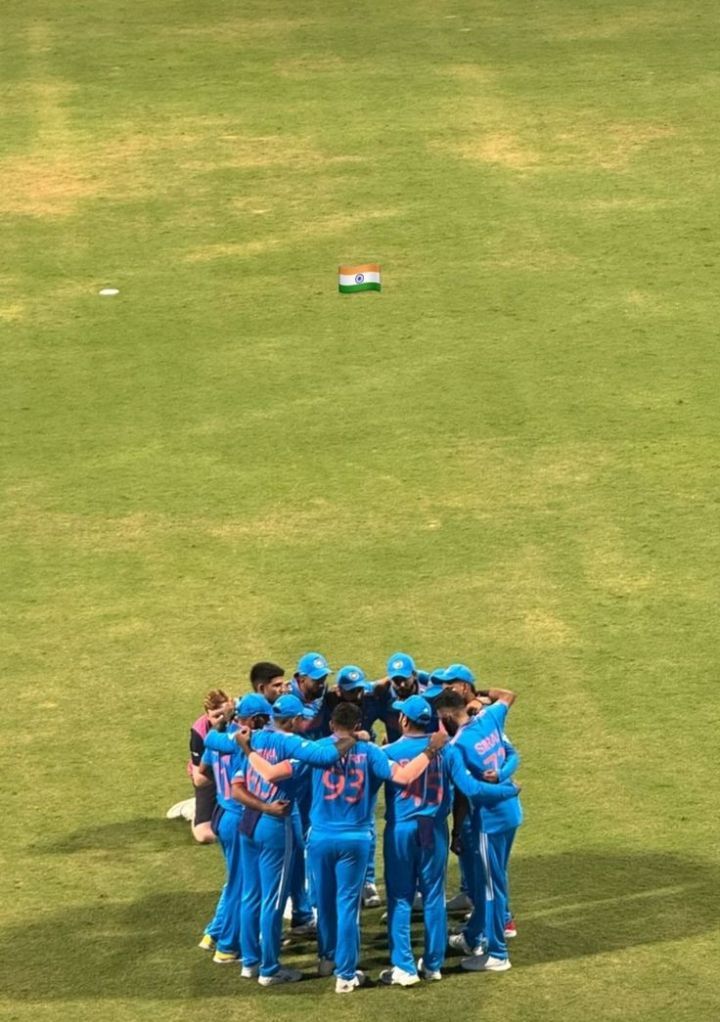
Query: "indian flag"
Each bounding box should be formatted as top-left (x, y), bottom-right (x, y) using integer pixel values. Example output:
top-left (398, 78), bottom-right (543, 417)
top-left (338, 263), bottom-right (381, 293)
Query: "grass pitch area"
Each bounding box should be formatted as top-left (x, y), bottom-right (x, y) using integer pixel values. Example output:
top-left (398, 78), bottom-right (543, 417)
top-left (2, 1), bottom-right (719, 1020)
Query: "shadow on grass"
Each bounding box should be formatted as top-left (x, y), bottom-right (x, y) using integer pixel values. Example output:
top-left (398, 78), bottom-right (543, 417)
top-left (2, 849), bottom-right (718, 1000)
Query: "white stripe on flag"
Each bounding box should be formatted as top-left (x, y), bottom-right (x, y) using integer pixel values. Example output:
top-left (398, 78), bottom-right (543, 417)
top-left (338, 271), bottom-right (381, 286)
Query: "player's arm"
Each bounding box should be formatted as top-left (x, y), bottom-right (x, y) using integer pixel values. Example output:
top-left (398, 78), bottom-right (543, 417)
top-left (284, 733), bottom-right (356, 765)
top-left (193, 761), bottom-right (214, 787)
top-left (446, 747), bottom-right (520, 806)
top-left (477, 686), bottom-right (516, 707)
top-left (230, 779), bottom-right (289, 817)
top-left (496, 736), bottom-right (520, 782)
top-left (388, 731), bottom-right (448, 785)
top-left (203, 729), bottom-right (240, 755)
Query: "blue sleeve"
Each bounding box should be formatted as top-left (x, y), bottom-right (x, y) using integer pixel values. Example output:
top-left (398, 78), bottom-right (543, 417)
top-left (367, 742), bottom-right (394, 782)
top-left (498, 734), bottom-right (520, 781)
top-left (445, 747), bottom-right (517, 806)
top-left (285, 734), bottom-right (341, 767)
top-left (200, 749), bottom-right (212, 766)
top-left (203, 730), bottom-right (237, 755)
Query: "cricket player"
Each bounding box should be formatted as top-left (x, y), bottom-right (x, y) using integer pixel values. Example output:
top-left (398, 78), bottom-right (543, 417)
top-left (245, 701), bottom-right (449, 993)
top-left (370, 652), bottom-right (424, 743)
top-left (231, 693), bottom-right (356, 986)
top-left (249, 661), bottom-right (287, 704)
top-left (381, 695), bottom-right (521, 985)
top-left (196, 693), bottom-right (273, 962)
top-left (435, 687), bottom-right (522, 972)
top-left (323, 665), bottom-right (382, 907)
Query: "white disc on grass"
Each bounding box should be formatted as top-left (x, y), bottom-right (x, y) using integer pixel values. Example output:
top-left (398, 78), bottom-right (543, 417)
top-left (99, 287), bottom-right (119, 296)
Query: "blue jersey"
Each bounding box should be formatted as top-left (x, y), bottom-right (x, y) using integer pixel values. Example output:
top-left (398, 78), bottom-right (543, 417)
top-left (451, 703), bottom-right (523, 833)
top-left (201, 724), bottom-right (244, 815)
top-left (304, 738), bottom-right (394, 832)
top-left (383, 737), bottom-right (519, 825)
top-left (233, 729), bottom-right (343, 808)
top-left (384, 734), bottom-right (449, 824)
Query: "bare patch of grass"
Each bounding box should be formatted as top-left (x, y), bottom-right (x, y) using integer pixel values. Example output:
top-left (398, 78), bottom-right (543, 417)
top-left (184, 207), bottom-right (400, 263)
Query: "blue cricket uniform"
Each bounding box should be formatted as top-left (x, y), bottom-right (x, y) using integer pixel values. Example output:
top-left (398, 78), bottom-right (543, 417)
top-left (384, 736), bottom-right (519, 974)
top-left (200, 727), bottom-right (244, 955)
top-left (451, 703), bottom-right (523, 960)
top-left (285, 679), bottom-right (330, 914)
top-left (235, 730), bottom-right (341, 978)
top-left (301, 739), bottom-right (396, 981)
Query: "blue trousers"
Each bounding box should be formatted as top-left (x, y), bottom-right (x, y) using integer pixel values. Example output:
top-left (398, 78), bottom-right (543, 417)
top-left (463, 826), bottom-right (516, 960)
top-left (308, 829), bottom-right (371, 980)
top-left (289, 811), bottom-right (314, 926)
top-left (241, 815), bottom-right (293, 976)
top-left (204, 808), bottom-right (243, 955)
top-left (291, 791), bottom-right (315, 921)
top-left (384, 819), bottom-right (448, 974)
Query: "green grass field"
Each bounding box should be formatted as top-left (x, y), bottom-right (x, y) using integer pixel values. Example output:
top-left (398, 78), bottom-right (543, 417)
top-left (2, 1), bottom-right (719, 1019)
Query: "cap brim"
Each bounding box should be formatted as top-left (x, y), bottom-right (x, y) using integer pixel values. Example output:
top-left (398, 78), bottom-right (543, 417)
top-left (306, 669), bottom-right (332, 680)
top-left (421, 684), bottom-right (444, 700)
top-left (339, 681), bottom-right (371, 692)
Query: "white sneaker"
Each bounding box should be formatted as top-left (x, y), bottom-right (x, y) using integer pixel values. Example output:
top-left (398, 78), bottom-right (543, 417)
top-left (317, 958), bottom-right (335, 977)
top-left (446, 891), bottom-right (473, 912)
top-left (335, 970), bottom-right (366, 993)
top-left (362, 883), bottom-right (381, 908)
top-left (461, 954), bottom-right (511, 972)
top-left (166, 798), bottom-right (195, 820)
top-left (379, 966), bottom-right (420, 987)
top-left (258, 967), bottom-right (303, 986)
top-left (180, 799), bottom-right (196, 822)
top-left (417, 957), bottom-right (442, 981)
top-left (240, 964), bottom-right (259, 978)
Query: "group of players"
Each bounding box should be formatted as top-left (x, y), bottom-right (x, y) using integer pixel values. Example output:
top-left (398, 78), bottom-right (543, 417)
top-left (168, 652), bottom-right (522, 992)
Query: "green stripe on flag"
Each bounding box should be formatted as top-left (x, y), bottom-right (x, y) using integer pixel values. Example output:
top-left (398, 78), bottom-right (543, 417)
top-left (338, 282), bottom-right (382, 293)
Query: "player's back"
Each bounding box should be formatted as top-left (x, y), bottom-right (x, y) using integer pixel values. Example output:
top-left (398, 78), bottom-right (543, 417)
top-left (243, 730), bottom-right (308, 808)
top-left (201, 724), bottom-right (243, 815)
top-left (383, 734), bottom-right (449, 825)
top-left (308, 738), bottom-right (391, 832)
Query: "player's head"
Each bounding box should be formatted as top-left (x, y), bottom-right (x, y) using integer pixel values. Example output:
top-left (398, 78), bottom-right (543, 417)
top-left (442, 663), bottom-right (477, 705)
top-left (394, 695), bottom-right (432, 735)
top-left (336, 665), bottom-right (370, 706)
top-left (249, 661), bottom-right (286, 703)
top-left (434, 689), bottom-right (469, 736)
top-left (295, 652), bottom-right (332, 700)
top-left (386, 652), bottom-right (418, 699)
top-left (235, 693), bottom-right (272, 731)
top-left (203, 689), bottom-right (233, 728)
top-left (271, 693), bottom-right (315, 732)
top-left (330, 701), bottom-right (362, 734)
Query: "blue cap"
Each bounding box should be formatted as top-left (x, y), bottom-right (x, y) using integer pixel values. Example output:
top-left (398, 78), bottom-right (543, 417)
top-left (337, 665), bottom-right (370, 691)
top-left (296, 652), bottom-right (333, 680)
top-left (443, 663), bottom-right (476, 684)
top-left (386, 652), bottom-right (416, 679)
top-left (392, 695), bottom-right (432, 725)
top-left (422, 667), bottom-right (449, 701)
top-left (272, 693), bottom-right (315, 719)
top-left (236, 693), bottom-right (273, 718)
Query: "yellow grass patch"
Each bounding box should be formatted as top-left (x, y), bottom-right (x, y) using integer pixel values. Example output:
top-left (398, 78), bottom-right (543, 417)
top-left (169, 17), bottom-right (312, 41)
top-left (274, 56), bottom-right (347, 77)
top-left (0, 303), bottom-right (26, 322)
top-left (185, 207), bottom-right (400, 263)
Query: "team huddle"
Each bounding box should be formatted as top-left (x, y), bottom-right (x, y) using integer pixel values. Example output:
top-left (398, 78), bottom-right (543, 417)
top-left (168, 653), bottom-right (523, 992)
